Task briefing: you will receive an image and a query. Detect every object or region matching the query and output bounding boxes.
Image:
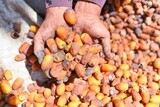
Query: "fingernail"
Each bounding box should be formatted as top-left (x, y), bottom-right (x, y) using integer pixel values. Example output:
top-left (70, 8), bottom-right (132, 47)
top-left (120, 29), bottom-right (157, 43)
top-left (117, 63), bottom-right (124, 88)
top-left (34, 51), bottom-right (45, 64)
top-left (105, 52), bottom-right (113, 60)
top-left (44, 69), bottom-right (52, 79)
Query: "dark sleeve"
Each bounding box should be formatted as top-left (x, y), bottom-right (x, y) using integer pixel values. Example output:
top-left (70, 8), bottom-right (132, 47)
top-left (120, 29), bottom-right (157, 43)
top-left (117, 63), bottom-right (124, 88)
top-left (85, 0), bottom-right (106, 8)
top-left (45, 0), bottom-right (73, 8)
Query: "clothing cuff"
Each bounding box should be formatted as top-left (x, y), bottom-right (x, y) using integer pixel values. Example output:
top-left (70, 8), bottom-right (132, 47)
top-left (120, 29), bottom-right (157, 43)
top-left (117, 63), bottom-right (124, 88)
top-left (85, 0), bottom-right (106, 8)
top-left (45, 0), bottom-right (73, 8)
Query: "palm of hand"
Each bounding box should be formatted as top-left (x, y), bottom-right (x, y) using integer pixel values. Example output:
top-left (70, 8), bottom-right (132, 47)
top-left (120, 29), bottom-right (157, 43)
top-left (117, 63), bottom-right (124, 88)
top-left (74, 11), bottom-right (112, 59)
top-left (34, 7), bottom-right (70, 63)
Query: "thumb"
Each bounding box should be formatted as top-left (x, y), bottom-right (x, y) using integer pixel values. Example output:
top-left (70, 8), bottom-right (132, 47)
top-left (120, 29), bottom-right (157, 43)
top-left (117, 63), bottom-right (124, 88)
top-left (73, 18), bottom-right (83, 35)
top-left (34, 22), bottom-right (55, 63)
top-left (84, 20), bottom-right (112, 59)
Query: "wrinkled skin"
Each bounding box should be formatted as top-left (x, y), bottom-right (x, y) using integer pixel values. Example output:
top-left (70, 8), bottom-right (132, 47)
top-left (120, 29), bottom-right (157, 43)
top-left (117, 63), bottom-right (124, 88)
top-left (74, 1), bottom-right (112, 59)
top-left (34, 7), bottom-right (70, 63)
top-left (34, 1), bottom-right (112, 64)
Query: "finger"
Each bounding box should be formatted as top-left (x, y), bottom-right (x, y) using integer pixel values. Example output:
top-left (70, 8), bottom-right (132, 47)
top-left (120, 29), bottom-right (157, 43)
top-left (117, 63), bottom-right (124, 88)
top-left (34, 32), bottom-right (45, 64)
top-left (34, 22), bottom-right (55, 63)
top-left (73, 17), bottom-right (83, 35)
top-left (84, 20), bottom-right (112, 59)
top-left (73, 25), bottom-right (82, 35)
top-left (44, 69), bottom-right (52, 78)
top-left (101, 36), bottom-right (113, 59)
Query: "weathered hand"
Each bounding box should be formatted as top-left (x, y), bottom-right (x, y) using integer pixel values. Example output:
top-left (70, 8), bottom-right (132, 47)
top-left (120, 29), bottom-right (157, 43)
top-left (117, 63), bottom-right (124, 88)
top-left (34, 7), bottom-right (70, 63)
top-left (74, 1), bottom-right (112, 59)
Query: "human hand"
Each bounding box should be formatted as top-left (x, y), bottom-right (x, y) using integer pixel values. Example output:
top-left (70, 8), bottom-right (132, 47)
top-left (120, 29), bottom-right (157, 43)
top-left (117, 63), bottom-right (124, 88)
top-left (74, 1), bottom-right (112, 59)
top-left (34, 7), bottom-right (70, 63)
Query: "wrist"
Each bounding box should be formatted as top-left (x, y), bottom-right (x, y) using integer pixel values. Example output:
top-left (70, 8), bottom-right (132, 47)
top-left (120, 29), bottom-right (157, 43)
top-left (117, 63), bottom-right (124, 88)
top-left (46, 7), bottom-right (69, 18)
top-left (85, 0), bottom-right (106, 8)
top-left (75, 1), bottom-right (102, 16)
top-left (45, 0), bottom-right (73, 8)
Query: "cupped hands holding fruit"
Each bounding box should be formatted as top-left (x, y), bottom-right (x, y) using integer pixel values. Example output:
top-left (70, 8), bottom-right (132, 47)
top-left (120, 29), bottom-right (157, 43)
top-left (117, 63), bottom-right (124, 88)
top-left (33, 1), bottom-right (112, 78)
top-left (34, 1), bottom-right (112, 63)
